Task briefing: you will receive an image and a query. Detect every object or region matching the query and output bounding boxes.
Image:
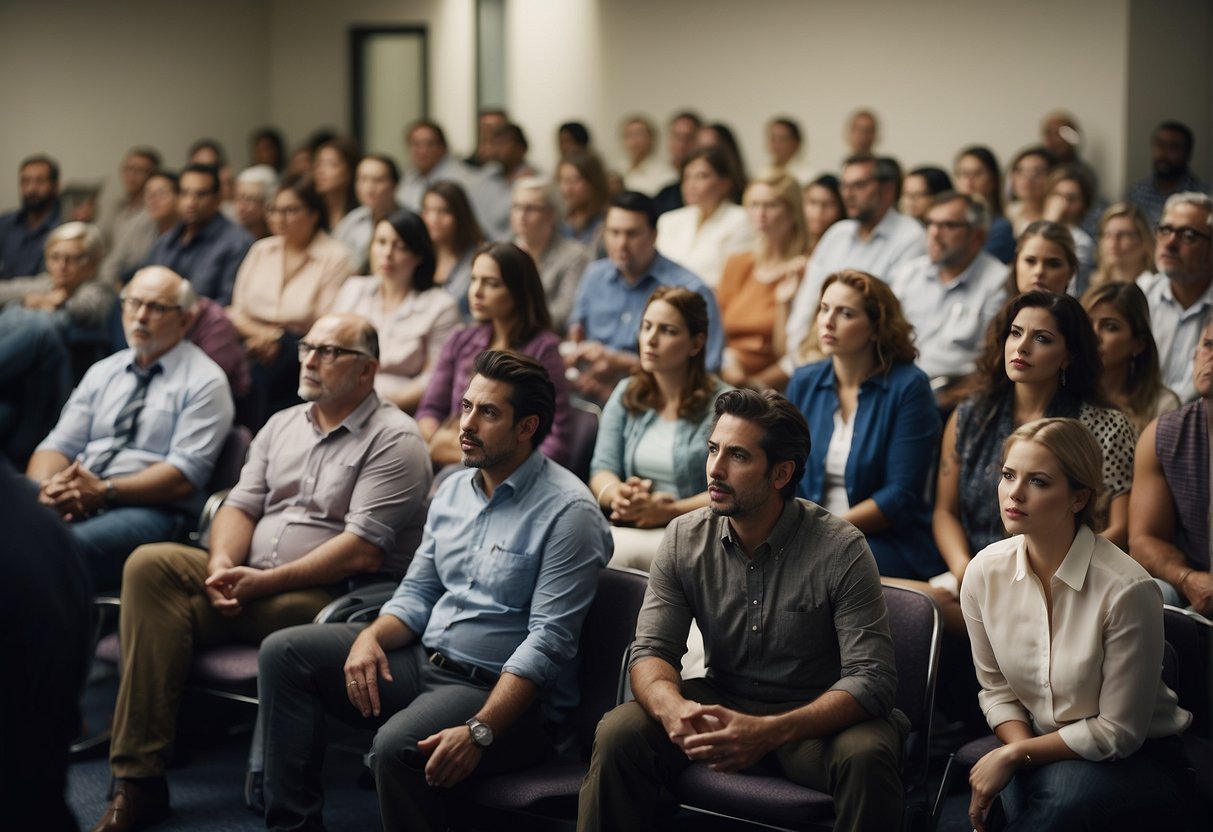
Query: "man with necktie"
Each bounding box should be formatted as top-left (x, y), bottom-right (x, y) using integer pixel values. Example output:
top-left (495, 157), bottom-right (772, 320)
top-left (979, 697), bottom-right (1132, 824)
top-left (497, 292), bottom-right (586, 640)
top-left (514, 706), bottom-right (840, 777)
top-left (26, 265), bottom-right (234, 590)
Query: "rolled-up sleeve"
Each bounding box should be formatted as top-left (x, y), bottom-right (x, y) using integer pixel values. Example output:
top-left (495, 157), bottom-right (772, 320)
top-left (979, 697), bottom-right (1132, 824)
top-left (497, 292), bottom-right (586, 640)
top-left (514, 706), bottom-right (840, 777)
top-left (380, 528), bottom-right (444, 635)
top-left (629, 525), bottom-right (694, 671)
top-left (342, 429), bottom-right (430, 554)
top-left (37, 364), bottom-right (102, 460)
top-left (960, 561), bottom-right (1034, 731)
top-left (501, 500), bottom-right (610, 687)
top-left (828, 536), bottom-right (898, 716)
top-left (164, 372), bottom-right (234, 489)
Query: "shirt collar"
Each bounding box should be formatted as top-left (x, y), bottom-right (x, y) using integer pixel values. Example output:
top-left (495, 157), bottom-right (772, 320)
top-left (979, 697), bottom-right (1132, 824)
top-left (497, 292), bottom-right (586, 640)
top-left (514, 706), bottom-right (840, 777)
top-left (305, 389), bottom-right (382, 437)
top-left (471, 447), bottom-right (546, 505)
top-left (718, 498), bottom-right (804, 562)
top-left (1012, 524), bottom-right (1096, 591)
top-left (810, 359), bottom-right (892, 392)
top-left (122, 337), bottom-right (190, 376)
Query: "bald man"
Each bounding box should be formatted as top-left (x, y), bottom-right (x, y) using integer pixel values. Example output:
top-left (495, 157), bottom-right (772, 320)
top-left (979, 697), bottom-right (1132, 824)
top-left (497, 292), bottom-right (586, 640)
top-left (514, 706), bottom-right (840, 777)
top-left (91, 313), bottom-right (432, 832)
top-left (27, 266), bottom-right (234, 591)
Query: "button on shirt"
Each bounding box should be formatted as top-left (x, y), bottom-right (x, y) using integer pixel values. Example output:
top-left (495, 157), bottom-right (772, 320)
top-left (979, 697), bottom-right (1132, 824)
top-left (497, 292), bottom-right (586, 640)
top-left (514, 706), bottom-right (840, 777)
top-left (35, 339), bottom-right (234, 513)
top-left (380, 451), bottom-right (612, 718)
top-left (569, 253), bottom-right (724, 372)
top-left (222, 392), bottom-right (431, 577)
top-left (961, 527), bottom-right (1191, 761)
top-left (631, 499), bottom-right (897, 715)
top-left (888, 251), bottom-right (1009, 379)
top-left (143, 213), bottom-right (254, 304)
top-left (1138, 272), bottom-right (1213, 402)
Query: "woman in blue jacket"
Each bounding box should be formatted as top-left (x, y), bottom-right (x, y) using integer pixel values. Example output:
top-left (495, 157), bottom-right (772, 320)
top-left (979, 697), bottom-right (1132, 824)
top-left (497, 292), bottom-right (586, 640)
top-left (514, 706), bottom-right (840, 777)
top-left (786, 269), bottom-right (943, 579)
top-left (590, 285), bottom-right (729, 570)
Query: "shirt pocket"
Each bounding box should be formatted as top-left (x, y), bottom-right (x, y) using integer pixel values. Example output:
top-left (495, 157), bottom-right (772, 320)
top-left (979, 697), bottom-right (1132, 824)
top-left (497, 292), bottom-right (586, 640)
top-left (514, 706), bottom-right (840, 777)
top-left (136, 405), bottom-right (177, 456)
top-left (476, 545), bottom-right (540, 609)
top-left (314, 460), bottom-right (359, 514)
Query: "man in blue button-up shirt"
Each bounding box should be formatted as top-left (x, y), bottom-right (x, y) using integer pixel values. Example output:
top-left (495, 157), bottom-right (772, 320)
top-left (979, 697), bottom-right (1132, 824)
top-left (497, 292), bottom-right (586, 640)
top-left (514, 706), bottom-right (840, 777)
top-left (259, 349), bottom-right (611, 832)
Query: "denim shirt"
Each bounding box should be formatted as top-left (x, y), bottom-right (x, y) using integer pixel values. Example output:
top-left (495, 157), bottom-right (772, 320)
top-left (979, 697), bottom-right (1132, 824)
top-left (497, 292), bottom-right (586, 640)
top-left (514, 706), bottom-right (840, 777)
top-left (590, 376), bottom-right (730, 499)
top-left (380, 450), bottom-right (611, 719)
top-left (787, 360), bottom-right (943, 580)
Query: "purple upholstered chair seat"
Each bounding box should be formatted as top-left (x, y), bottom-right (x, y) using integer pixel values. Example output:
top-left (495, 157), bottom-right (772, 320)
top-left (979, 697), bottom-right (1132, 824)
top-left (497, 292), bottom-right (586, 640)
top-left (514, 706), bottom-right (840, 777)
top-left (953, 733), bottom-right (1000, 768)
top-left (95, 632), bottom-right (259, 686)
top-left (674, 764), bottom-right (835, 826)
top-left (467, 758), bottom-right (590, 812)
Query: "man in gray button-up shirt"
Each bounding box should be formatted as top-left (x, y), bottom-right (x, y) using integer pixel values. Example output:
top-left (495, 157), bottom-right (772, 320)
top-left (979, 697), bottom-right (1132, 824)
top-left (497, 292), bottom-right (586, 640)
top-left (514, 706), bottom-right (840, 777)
top-left (579, 389), bottom-right (907, 832)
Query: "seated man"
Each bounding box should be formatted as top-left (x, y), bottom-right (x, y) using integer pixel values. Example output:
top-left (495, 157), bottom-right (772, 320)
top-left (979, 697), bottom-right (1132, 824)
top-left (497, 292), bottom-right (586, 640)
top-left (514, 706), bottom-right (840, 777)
top-left (26, 266), bottom-right (234, 590)
top-left (1130, 313), bottom-right (1213, 617)
top-left (258, 350), bottom-right (611, 832)
top-left (0, 154), bottom-right (62, 279)
top-left (90, 313), bottom-right (431, 832)
top-left (579, 389), bottom-right (906, 832)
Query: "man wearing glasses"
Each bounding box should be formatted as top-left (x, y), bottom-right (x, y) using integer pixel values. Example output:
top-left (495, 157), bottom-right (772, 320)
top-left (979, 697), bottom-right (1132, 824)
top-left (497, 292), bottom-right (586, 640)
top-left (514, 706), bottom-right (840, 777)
top-left (27, 266), bottom-right (234, 592)
top-left (1138, 192), bottom-right (1213, 402)
top-left (90, 311), bottom-right (431, 832)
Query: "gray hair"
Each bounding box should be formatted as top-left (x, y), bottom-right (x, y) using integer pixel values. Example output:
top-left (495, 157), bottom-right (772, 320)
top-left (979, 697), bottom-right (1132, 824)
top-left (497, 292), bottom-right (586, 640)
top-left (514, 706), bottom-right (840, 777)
top-left (512, 175), bottom-right (563, 222)
top-left (1163, 191), bottom-right (1213, 231)
top-left (236, 164), bottom-right (279, 202)
top-left (45, 221), bottom-right (103, 262)
top-left (931, 191), bottom-right (989, 231)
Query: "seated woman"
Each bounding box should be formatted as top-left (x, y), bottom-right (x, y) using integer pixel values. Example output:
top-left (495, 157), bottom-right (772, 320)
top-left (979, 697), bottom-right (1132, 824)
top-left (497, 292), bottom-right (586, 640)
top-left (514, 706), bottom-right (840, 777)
top-left (901, 166), bottom-right (953, 224)
top-left (1005, 220), bottom-right (1079, 297)
top-left (962, 417), bottom-right (1195, 832)
top-left (932, 291), bottom-right (1137, 630)
top-left (332, 153), bottom-right (402, 273)
top-left (656, 146), bottom-right (753, 288)
top-left (333, 209), bottom-right (460, 413)
top-left (786, 270), bottom-right (943, 580)
top-left (416, 242), bottom-right (571, 466)
top-left (312, 136), bottom-right (360, 233)
top-left (802, 174), bottom-right (844, 257)
top-left (717, 170), bottom-right (809, 389)
top-left (511, 176), bottom-right (590, 332)
top-left (1005, 146), bottom-right (1055, 237)
top-left (1082, 282), bottom-right (1179, 433)
top-left (589, 286), bottom-right (728, 570)
top-left (954, 145), bottom-right (1015, 264)
top-left (1041, 164), bottom-right (1097, 292)
top-left (228, 175), bottom-right (355, 428)
top-left (556, 151), bottom-right (610, 254)
top-left (421, 180), bottom-right (484, 320)
top-left (1089, 202), bottom-right (1154, 289)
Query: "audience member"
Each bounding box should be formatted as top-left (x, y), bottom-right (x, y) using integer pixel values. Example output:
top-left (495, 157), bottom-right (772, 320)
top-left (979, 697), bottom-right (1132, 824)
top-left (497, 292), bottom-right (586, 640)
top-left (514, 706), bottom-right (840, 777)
top-left (652, 110), bottom-right (703, 216)
top-left (784, 155), bottom-right (926, 373)
top-left (1082, 282), bottom-right (1179, 433)
top-left (1040, 109), bottom-right (1107, 236)
top-left (286, 128), bottom-right (338, 179)
top-left (462, 108), bottom-right (508, 169)
top-left (90, 313), bottom-right (431, 832)
top-left (557, 120), bottom-right (592, 160)
top-left (953, 145), bottom-right (1015, 263)
top-left (932, 292), bottom-right (1136, 630)
top-left (142, 163), bottom-right (254, 304)
top-left (0, 154), bottom-right (63, 278)
top-left (845, 109), bottom-right (880, 157)
top-left (717, 171), bottom-right (809, 388)
top-left (1042, 164), bottom-right (1096, 291)
top-left (313, 136), bottom-right (360, 232)
top-left (694, 122), bottom-right (748, 204)
top-left (590, 286), bottom-right (728, 569)
top-left (567, 192), bottom-right (724, 403)
top-left (422, 180), bottom-right (484, 319)
top-left (888, 193), bottom-right (1007, 390)
top-left (1130, 313), bottom-right (1213, 614)
top-left (333, 154), bottom-right (402, 272)
top-left (802, 174), bottom-right (844, 257)
top-left (766, 115), bottom-right (815, 185)
top-left (1006, 220), bottom-right (1078, 297)
top-left (259, 349), bottom-right (610, 832)
top-left (579, 388), bottom-right (906, 832)
top-left (1090, 202), bottom-right (1154, 288)
top-left (787, 270), bottom-right (943, 580)
top-left (1127, 121), bottom-right (1210, 228)
top-left (1137, 192), bottom-right (1213, 402)
top-left (334, 209), bottom-right (460, 413)
top-left (901, 166), bottom-right (953, 224)
top-left (26, 267), bottom-right (234, 590)
top-left (249, 126), bottom-right (286, 174)
top-left (417, 243), bottom-right (571, 466)
top-left (186, 139), bottom-right (225, 169)
top-left (619, 115), bottom-right (674, 197)
top-left (1005, 146), bottom-right (1056, 236)
top-left (396, 119), bottom-right (470, 212)
top-left (97, 147), bottom-right (159, 263)
top-left (232, 164), bottom-right (277, 242)
top-left (228, 175), bottom-right (354, 428)
top-left (962, 417), bottom-right (1196, 831)
top-left (473, 122), bottom-right (537, 242)
top-left (102, 169), bottom-right (179, 287)
top-left (557, 151), bottom-right (610, 252)
top-left (511, 176), bottom-right (589, 331)
top-left (656, 146), bottom-right (753, 288)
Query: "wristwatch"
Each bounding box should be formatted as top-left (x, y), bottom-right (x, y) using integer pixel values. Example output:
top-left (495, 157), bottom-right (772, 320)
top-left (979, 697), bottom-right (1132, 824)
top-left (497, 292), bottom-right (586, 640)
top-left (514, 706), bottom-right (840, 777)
top-left (105, 478), bottom-right (118, 506)
top-left (466, 717), bottom-right (494, 748)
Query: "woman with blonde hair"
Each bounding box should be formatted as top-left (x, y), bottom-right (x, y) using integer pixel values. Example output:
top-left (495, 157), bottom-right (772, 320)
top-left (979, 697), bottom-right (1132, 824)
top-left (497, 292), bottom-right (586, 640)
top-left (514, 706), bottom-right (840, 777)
top-left (717, 170), bottom-right (809, 389)
top-left (1090, 202), bottom-right (1155, 288)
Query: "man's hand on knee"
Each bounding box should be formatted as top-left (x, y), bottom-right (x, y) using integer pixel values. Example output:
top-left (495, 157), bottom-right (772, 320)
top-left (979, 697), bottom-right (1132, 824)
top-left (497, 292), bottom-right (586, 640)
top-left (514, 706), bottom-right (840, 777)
top-left (680, 704), bottom-right (777, 773)
top-left (344, 628), bottom-right (394, 717)
top-left (417, 726), bottom-right (483, 788)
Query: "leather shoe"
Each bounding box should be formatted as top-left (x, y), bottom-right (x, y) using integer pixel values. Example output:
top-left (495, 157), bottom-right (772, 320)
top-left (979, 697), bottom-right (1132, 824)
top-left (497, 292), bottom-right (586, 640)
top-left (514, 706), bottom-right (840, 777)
top-left (90, 777), bottom-right (170, 831)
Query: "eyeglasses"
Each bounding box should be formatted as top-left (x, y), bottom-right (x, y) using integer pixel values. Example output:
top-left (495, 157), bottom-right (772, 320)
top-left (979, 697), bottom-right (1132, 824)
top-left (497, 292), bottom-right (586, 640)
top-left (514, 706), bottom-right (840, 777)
top-left (297, 342), bottom-right (370, 363)
top-left (839, 177), bottom-right (876, 192)
top-left (120, 297), bottom-right (182, 318)
top-left (47, 252), bottom-right (93, 267)
top-left (1155, 224), bottom-right (1212, 245)
top-left (268, 205), bottom-right (306, 217)
top-left (924, 220), bottom-right (970, 232)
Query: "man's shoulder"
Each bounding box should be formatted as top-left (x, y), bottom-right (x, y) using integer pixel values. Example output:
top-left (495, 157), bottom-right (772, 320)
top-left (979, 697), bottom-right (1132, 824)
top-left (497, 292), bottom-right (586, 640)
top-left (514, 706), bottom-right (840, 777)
top-left (210, 213), bottom-right (253, 248)
top-left (889, 253), bottom-right (932, 285)
top-left (791, 498), bottom-right (869, 550)
top-left (652, 253), bottom-right (709, 292)
top-left (166, 340), bottom-right (229, 386)
top-left (581, 256), bottom-right (615, 283)
top-left (364, 398), bottom-right (426, 442)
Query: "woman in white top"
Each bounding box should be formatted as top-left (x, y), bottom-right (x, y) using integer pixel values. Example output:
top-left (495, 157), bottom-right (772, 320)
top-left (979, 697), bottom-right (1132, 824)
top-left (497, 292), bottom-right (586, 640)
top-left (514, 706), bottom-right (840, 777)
top-left (961, 417), bottom-right (1195, 831)
top-left (656, 146), bottom-right (753, 288)
top-left (333, 209), bottom-right (460, 413)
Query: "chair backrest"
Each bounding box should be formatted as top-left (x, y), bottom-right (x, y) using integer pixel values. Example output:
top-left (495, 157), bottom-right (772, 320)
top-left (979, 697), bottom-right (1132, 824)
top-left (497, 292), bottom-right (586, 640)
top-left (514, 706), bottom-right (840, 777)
top-left (1163, 604), bottom-right (1212, 738)
top-left (882, 581), bottom-right (942, 807)
top-left (209, 425), bottom-right (253, 493)
top-left (571, 567), bottom-right (649, 755)
top-left (565, 399), bottom-right (601, 483)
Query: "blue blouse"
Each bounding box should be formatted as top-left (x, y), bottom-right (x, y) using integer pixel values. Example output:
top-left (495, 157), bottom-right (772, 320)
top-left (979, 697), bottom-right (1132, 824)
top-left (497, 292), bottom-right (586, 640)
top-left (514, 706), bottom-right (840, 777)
top-left (786, 360), bottom-right (943, 579)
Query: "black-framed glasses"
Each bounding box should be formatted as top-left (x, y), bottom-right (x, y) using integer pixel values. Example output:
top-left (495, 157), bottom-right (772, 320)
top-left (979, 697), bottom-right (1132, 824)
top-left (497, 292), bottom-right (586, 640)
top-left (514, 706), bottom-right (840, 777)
top-left (1155, 224), bottom-right (1212, 245)
top-left (297, 342), bottom-right (370, 364)
top-left (119, 297), bottom-right (182, 319)
top-left (924, 220), bottom-right (970, 232)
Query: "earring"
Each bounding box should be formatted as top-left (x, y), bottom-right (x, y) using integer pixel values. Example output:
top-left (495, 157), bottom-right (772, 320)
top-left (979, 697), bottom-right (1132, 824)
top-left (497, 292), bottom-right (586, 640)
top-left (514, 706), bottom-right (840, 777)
top-left (1060, 367), bottom-right (1067, 387)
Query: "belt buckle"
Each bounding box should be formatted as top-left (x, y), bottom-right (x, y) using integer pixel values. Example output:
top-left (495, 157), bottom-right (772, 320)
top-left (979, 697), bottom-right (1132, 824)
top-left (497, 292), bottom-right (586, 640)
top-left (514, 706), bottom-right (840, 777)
top-left (428, 651), bottom-right (446, 670)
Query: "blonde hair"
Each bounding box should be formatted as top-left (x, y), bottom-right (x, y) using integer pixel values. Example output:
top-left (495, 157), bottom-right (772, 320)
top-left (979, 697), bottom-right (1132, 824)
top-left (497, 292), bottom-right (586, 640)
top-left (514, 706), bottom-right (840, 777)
top-left (1002, 417), bottom-right (1105, 532)
top-left (743, 169), bottom-right (809, 261)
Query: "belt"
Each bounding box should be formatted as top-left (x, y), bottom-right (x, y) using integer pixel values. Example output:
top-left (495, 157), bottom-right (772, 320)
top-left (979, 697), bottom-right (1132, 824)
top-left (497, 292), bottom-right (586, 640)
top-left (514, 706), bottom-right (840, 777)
top-left (427, 650), bottom-right (500, 686)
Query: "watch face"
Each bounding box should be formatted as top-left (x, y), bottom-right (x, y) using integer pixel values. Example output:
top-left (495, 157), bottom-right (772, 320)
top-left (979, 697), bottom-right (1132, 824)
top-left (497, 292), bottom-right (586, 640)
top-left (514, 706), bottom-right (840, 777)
top-left (468, 720), bottom-right (493, 746)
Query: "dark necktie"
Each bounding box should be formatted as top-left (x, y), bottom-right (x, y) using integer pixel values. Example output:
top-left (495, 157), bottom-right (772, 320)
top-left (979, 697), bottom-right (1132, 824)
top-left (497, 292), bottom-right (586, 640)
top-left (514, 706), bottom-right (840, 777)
top-left (91, 364), bottom-right (161, 477)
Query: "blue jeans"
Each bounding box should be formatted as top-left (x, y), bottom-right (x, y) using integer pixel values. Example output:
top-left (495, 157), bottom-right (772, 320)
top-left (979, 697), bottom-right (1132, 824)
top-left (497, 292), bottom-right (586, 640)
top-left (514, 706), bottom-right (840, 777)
top-left (1001, 735), bottom-right (1200, 831)
top-left (68, 505), bottom-right (184, 591)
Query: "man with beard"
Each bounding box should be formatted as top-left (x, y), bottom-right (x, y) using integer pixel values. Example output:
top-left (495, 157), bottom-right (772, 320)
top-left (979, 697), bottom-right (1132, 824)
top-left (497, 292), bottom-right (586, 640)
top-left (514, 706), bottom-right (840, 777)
top-left (1127, 121), bottom-right (1210, 228)
top-left (26, 266), bottom-right (234, 592)
top-left (256, 349), bottom-right (610, 832)
top-left (1138, 192), bottom-right (1213, 401)
top-left (578, 389), bottom-right (906, 832)
top-left (90, 312), bottom-right (430, 832)
top-left (0, 154), bottom-right (63, 278)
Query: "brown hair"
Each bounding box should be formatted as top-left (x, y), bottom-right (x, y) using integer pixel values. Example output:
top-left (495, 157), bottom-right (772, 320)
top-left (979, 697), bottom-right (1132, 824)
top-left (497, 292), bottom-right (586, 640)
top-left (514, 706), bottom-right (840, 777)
top-left (806, 270), bottom-right (917, 375)
top-left (622, 286), bottom-right (716, 420)
top-left (1080, 281), bottom-right (1168, 432)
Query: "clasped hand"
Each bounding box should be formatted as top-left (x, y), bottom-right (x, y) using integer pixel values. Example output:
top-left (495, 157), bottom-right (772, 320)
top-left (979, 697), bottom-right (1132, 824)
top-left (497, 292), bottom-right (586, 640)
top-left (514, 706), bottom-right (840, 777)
top-left (665, 701), bottom-right (774, 773)
top-left (38, 460), bottom-right (106, 520)
top-left (609, 477), bottom-right (675, 528)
